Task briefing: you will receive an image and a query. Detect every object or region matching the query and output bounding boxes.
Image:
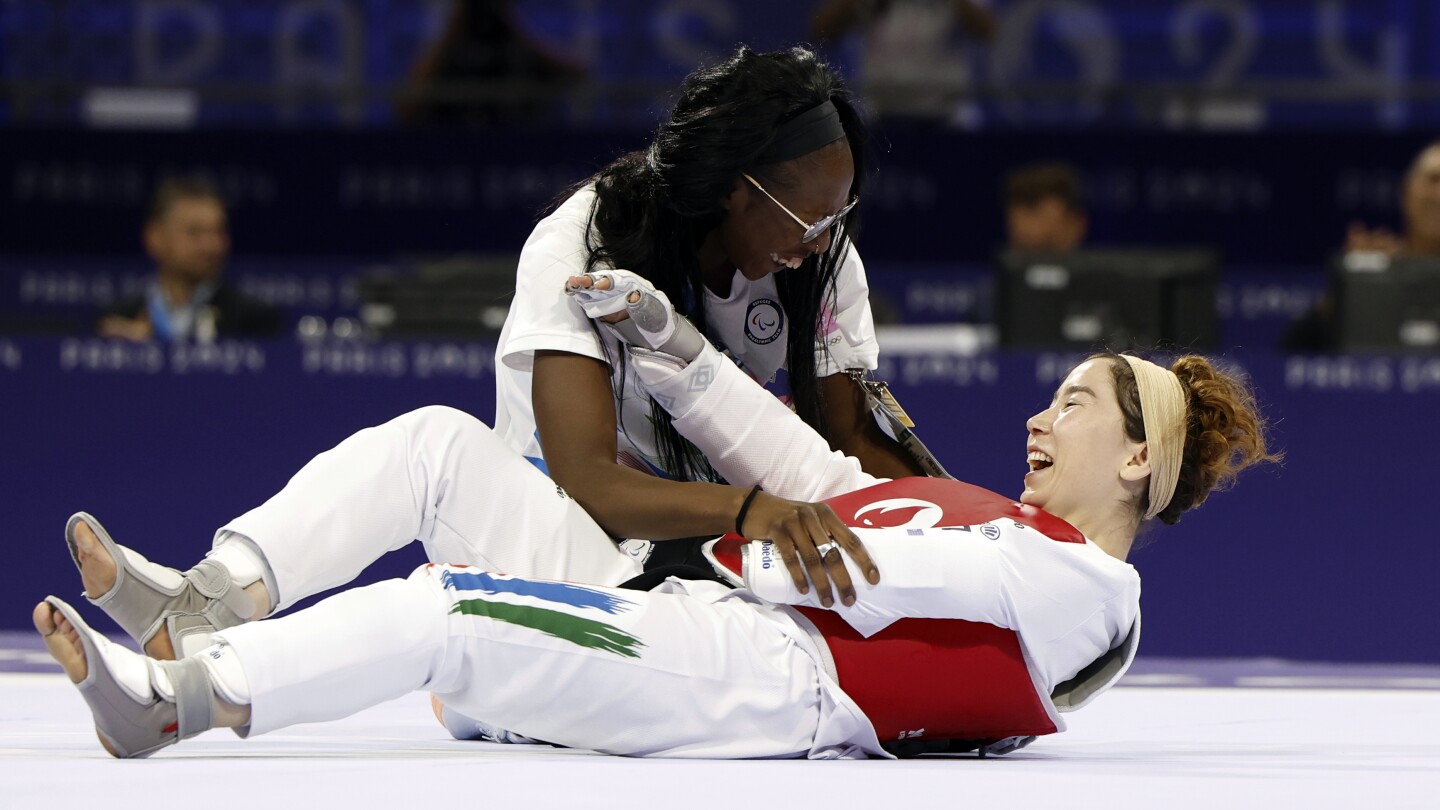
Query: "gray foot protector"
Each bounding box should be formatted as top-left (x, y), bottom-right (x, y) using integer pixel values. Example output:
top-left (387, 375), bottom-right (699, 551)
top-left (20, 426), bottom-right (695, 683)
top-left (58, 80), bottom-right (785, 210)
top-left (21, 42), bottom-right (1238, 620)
top-left (44, 596), bottom-right (216, 759)
top-left (65, 512), bottom-right (253, 656)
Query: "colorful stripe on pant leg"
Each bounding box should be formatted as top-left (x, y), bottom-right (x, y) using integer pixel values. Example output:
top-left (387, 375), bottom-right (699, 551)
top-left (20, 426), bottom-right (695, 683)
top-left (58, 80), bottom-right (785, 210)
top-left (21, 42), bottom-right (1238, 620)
top-left (439, 568), bottom-right (645, 658)
top-left (441, 570), bottom-right (634, 614)
top-left (449, 598), bottom-right (645, 658)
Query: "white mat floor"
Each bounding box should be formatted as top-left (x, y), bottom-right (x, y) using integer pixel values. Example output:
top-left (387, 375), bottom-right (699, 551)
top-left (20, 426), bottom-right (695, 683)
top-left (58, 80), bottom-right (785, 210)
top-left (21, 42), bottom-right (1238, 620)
top-left (3, 671), bottom-right (1437, 810)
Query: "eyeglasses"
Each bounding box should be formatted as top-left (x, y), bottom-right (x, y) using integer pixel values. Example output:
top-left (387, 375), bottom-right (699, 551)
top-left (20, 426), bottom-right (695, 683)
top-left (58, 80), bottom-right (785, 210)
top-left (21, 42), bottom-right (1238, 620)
top-left (742, 173), bottom-right (859, 244)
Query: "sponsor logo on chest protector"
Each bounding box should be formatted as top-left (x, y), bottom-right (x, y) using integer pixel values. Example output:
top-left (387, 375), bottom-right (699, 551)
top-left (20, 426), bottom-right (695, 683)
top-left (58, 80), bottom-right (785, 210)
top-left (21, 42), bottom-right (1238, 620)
top-left (760, 540), bottom-right (777, 569)
top-left (745, 299), bottom-right (784, 345)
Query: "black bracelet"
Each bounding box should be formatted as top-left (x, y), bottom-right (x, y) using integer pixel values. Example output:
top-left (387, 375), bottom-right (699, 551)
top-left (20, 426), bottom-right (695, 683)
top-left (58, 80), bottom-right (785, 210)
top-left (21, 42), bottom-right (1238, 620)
top-left (735, 484), bottom-right (763, 536)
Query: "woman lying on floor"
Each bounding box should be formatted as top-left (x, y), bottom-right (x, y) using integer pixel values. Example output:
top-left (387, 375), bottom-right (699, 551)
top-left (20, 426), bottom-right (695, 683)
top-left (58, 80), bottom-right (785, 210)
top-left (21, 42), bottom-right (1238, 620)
top-left (35, 272), bottom-right (1275, 759)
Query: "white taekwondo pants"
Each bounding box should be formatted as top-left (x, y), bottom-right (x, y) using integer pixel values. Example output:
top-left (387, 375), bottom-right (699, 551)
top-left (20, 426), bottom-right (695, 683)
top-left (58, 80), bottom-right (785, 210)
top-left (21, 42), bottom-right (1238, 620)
top-left (219, 406), bottom-right (642, 612)
top-left (212, 564), bottom-right (881, 759)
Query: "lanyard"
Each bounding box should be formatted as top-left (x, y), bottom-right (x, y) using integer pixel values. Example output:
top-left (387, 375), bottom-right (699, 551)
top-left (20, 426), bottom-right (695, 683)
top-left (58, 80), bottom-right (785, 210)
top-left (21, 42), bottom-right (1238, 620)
top-left (145, 284), bottom-right (177, 341)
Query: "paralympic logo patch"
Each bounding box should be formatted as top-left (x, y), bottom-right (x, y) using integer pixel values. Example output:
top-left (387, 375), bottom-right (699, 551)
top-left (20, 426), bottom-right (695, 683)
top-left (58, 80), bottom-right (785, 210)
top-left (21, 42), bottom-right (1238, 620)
top-left (744, 298), bottom-right (784, 345)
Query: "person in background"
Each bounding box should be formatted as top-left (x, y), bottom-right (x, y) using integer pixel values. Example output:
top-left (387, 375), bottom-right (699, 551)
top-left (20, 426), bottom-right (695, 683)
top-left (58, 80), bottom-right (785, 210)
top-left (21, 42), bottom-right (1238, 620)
top-left (96, 177), bottom-right (281, 343)
top-left (398, 0), bottom-right (584, 128)
top-left (1342, 141), bottom-right (1440, 259)
top-left (1004, 162), bottom-right (1088, 253)
top-left (1283, 141), bottom-right (1440, 351)
top-left (812, 0), bottom-right (996, 123)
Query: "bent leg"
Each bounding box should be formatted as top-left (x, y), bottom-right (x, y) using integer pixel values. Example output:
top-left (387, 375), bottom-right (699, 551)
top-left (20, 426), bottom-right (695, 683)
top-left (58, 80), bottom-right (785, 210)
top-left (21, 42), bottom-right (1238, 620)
top-left (66, 407), bottom-right (639, 662)
top-left (220, 406), bottom-right (639, 612)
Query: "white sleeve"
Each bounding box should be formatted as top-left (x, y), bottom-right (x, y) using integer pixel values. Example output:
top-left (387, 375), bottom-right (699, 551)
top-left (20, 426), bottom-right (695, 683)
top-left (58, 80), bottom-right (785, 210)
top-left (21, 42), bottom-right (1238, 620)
top-left (816, 241), bottom-right (879, 377)
top-left (634, 342), bottom-right (883, 501)
top-left (743, 524), bottom-right (1140, 690)
top-left (745, 527), bottom-right (1007, 632)
top-left (497, 189), bottom-right (609, 373)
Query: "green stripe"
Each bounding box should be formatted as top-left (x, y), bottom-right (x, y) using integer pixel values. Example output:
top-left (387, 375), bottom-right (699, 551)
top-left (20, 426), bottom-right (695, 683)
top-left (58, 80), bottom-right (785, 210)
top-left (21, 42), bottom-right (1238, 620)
top-left (451, 598), bottom-right (646, 659)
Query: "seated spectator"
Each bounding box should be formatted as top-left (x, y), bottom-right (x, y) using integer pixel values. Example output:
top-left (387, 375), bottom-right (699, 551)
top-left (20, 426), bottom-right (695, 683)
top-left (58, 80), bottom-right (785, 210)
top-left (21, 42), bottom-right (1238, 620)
top-left (1343, 141), bottom-right (1440, 259)
top-left (97, 177), bottom-right (281, 343)
top-left (1283, 141), bottom-right (1440, 351)
top-left (1004, 162), bottom-right (1088, 253)
top-left (398, 0), bottom-right (585, 128)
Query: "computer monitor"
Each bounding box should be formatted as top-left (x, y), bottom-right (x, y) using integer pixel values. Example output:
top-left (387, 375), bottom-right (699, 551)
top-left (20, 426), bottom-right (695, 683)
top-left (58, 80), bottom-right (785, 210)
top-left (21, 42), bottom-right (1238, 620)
top-left (997, 248), bottom-right (1219, 350)
top-left (358, 255), bottom-right (517, 337)
top-left (1333, 254), bottom-right (1440, 352)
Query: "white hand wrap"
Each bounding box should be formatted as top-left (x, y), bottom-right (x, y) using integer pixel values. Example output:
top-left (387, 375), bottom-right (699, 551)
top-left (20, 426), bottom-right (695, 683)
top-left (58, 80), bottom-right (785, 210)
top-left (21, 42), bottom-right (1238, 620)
top-left (565, 269), bottom-right (642, 318)
top-left (565, 269), bottom-right (704, 361)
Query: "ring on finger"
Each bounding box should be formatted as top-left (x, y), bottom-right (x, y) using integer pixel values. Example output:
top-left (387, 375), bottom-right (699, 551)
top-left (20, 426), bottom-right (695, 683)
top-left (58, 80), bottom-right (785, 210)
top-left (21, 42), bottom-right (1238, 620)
top-left (813, 541), bottom-right (839, 558)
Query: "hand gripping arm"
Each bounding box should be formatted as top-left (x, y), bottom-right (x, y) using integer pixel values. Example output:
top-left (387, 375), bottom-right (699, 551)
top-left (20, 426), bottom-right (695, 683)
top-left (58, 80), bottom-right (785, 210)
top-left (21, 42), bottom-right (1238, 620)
top-left (565, 269), bottom-right (881, 501)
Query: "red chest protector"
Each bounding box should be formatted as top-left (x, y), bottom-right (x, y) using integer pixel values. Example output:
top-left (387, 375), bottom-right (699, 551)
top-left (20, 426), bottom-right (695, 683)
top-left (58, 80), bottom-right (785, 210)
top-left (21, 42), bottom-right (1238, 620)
top-left (709, 477), bottom-right (1086, 745)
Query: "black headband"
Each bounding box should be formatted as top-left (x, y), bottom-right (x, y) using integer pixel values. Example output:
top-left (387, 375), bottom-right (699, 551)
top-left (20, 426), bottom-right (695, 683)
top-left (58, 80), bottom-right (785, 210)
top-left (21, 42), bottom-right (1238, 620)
top-left (756, 100), bottom-right (846, 165)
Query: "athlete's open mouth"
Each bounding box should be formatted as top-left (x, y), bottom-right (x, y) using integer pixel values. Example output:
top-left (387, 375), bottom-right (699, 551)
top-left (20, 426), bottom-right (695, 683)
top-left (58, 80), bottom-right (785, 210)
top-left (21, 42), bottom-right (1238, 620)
top-left (1027, 450), bottom-right (1054, 472)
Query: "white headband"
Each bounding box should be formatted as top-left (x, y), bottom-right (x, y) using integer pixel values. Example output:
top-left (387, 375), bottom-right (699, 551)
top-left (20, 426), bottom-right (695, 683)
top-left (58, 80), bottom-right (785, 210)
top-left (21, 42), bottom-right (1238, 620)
top-left (1119, 355), bottom-right (1188, 520)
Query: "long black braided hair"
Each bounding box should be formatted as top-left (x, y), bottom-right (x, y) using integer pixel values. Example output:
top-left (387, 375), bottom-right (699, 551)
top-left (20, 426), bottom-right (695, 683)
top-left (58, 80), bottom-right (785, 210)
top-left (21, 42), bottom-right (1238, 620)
top-left (567, 45), bottom-right (869, 482)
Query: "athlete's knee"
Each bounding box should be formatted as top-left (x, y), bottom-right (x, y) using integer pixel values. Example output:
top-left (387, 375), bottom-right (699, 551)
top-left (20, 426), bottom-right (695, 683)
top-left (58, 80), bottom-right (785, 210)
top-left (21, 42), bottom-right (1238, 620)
top-left (396, 405), bottom-right (486, 430)
top-left (392, 405), bottom-right (496, 447)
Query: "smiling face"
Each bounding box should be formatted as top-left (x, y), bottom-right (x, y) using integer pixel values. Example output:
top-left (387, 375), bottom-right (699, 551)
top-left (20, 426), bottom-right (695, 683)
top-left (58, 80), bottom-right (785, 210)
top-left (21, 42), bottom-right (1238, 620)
top-left (715, 139), bottom-right (855, 283)
top-left (1021, 359), bottom-right (1150, 533)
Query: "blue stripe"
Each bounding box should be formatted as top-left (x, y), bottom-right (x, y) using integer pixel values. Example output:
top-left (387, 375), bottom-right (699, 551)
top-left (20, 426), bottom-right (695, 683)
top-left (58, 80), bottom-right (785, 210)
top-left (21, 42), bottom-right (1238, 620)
top-left (440, 570), bottom-right (634, 614)
top-left (526, 431), bottom-right (549, 475)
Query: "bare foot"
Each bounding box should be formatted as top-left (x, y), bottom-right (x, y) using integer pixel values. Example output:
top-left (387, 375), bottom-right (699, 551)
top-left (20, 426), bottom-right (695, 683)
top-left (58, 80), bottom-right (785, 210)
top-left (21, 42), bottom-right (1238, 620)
top-left (71, 521), bottom-right (178, 660)
top-left (34, 601), bottom-right (131, 757)
top-left (72, 518), bottom-right (180, 660)
top-left (142, 628), bottom-right (176, 660)
top-left (71, 521), bottom-right (117, 601)
top-left (33, 601), bottom-right (88, 684)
